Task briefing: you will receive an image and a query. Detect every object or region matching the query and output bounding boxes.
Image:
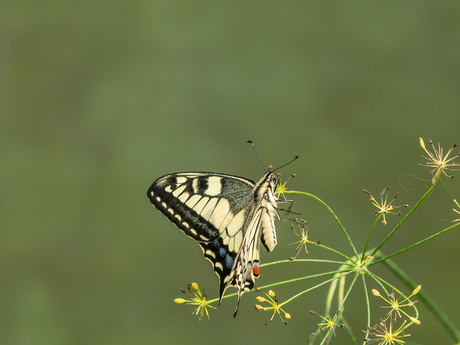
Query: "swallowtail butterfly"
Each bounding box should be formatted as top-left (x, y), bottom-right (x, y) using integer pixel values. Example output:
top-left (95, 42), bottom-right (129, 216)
top-left (147, 155), bottom-right (295, 316)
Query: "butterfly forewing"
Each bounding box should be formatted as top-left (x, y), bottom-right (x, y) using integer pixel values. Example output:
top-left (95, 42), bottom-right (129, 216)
top-left (148, 172), bottom-right (254, 241)
top-left (147, 171), bottom-right (279, 316)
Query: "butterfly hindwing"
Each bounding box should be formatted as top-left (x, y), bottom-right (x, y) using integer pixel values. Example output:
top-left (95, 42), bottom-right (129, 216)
top-left (147, 171), bottom-right (279, 315)
top-left (225, 172), bottom-right (279, 315)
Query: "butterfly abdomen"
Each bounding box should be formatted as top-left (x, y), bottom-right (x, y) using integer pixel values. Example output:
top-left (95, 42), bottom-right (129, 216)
top-left (252, 172), bottom-right (278, 252)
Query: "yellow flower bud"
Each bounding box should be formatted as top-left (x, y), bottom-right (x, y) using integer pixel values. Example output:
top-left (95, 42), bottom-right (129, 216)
top-left (191, 282), bottom-right (199, 290)
top-left (410, 317), bottom-right (421, 325)
top-left (174, 298), bottom-right (186, 304)
top-left (254, 304), bottom-right (264, 311)
top-left (284, 313), bottom-right (291, 319)
top-left (268, 290), bottom-right (276, 297)
top-left (256, 296), bottom-right (266, 302)
top-left (412, 285), bottom-right (421, 295)
top-left (419, 137), bottom-right (426, 149)
top-left (372, 289), bottom-right (380, 297)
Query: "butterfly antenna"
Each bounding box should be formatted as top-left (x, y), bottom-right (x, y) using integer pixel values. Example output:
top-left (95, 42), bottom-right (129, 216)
top-left (247, 140), bottom-right (266, 172)
top-left (272, 155), bottom-right (299, 173)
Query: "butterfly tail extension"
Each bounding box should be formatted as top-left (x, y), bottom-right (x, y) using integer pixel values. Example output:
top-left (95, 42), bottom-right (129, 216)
top-left (230, 258), bottom-right (261, 317)
top-left (198, 239), bottom-right (238, 306)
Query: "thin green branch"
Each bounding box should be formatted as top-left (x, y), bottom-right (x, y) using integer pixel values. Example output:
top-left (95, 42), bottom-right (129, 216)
top-left (337, 273), bottom-right (359, 310)
top-left (264, 237), bottom-right (354, 263)
top-left (288, 190), bottom-right (359, 260)
top-left (310, 241), bottom-right (355, 263)
top-left (361, 274), bottom-right (371, 345)
top-left (367, 271), bottom-right (390, 297)
top-left (336, 274), bottom-right (360, 345)
top-left (261, 258), bottom-right (348, 267)
top-left (325, 273), bottom-right (340, 316)
top-left (361, 214), bottom-right (382, 262)
top-left (303, 272), bottom-right (359, 345)
top-left (212, 269), bottom-right (354, 304)
top-left (369, 221), bottom-right (460, 266)
top-left (280, 270), bottom-right (355, 307)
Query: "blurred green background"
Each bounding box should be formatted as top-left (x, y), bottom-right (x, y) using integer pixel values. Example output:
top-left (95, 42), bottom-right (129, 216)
top-left (2, 1), bottom-right (460, 344)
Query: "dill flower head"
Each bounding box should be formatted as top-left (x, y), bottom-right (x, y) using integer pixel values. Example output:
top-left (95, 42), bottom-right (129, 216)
top-left (363, 187), bottom-right (409, 225)
top-left (308, 309), bottom-right (345, 343)
top-left (289, 218), bottom-right (313, 260)
top-left (174, 282), bottom-right (216, 321)
top-left (419, 137), bottom-right (460, 184)
top-left (275, 173), bottom-right (296, 200)
top-left (254, 287), bottom-right (291, 325)
top-left (363, 315), bottom-right (411, 344)
top-left (371, 286), bottom-right (420, 325)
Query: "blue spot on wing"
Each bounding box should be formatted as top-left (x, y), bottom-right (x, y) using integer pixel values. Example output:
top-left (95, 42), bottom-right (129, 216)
top-left (211, 240), bottom-right (234, 269)
top-left (225, 254), bottom-right (234, 269)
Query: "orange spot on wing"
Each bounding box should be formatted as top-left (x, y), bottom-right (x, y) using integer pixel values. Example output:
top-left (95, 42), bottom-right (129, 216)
top-left (252, 261), bottom-right (260, 277)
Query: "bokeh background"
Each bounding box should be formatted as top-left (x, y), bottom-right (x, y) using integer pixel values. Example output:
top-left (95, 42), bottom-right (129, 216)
top-left (2, 1), bottom-right (460, 344)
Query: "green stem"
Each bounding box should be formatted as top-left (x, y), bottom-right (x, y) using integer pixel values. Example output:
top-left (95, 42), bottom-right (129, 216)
top-left (261, 258), bottom-right (347, 267)
top-left (367, 271), bottom-right (391, 297)
top-left (288, 190), bottom-right (359, 260)
top-left (361, 215), bottom-right (382, 262)
top-left (264, 239), bottom-right (353, 264)
top-left (381, 258), bottom-right (460, 342)
top-left (361, 274), bottom-right (371, 345)
top-left (213, 269), bottom-right (353, 304)
top-left (337, 272), bottom-right (359, 310)
top-left (330, 274), bottom-right (359, 343)
top-left (280, 270), bottom-right (354, 307)
top-left (310, 242), bottom-right (355, 263)
top-left (337, 274), bottom-right (360, 345)
top-left (369, 221), bottom-right (460, 266)
top-left (300, 271), bottom-right (358, 345)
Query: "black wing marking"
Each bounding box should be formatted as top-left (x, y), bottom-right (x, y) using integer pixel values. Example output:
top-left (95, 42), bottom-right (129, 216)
top-left (147, 172), bottom-right (255, 242)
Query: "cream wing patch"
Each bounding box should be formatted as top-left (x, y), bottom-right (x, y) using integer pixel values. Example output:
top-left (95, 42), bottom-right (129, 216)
top-left (205, 176), bottom-right (222, 196)
top-left (209, 198), bottom-right (231, 230)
